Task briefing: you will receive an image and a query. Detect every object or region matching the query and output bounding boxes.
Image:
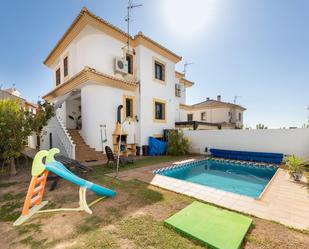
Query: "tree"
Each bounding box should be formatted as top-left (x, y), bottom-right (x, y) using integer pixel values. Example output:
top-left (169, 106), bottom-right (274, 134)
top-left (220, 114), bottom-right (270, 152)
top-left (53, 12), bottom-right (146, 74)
top-left (0, 99), bottom-right (33, 175)
top-left (256, 123), bottom-right (268, 129)
top-left (0, 99), bottom-right (54, 175)
top-left (30, 100), bottom-right (54, 149)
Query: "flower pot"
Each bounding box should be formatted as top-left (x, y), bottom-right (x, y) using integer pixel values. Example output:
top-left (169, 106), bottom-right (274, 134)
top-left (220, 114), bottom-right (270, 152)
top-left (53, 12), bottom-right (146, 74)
top-left (292, 173), bottom-right (303, 181)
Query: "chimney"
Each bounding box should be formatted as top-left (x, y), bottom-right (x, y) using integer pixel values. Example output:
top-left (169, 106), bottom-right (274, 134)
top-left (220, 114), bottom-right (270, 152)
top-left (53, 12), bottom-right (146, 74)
top-left (217, 95), bottom-right (221, 101)
top-left (206, 97), bottom-right (210, 101)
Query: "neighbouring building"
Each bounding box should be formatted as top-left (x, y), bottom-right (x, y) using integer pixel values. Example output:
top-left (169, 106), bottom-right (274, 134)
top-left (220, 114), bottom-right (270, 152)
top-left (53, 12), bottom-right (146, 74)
top-left (0, 87), bottom-right (38, 148)
top-left (0, 87), bottom-right (24, 102)
top-left (0, 87), bottom-right (37, 114)
top-left (176, 95), bottom-right (246, 130)
top-left (40, 7), bottom-right (194, 161)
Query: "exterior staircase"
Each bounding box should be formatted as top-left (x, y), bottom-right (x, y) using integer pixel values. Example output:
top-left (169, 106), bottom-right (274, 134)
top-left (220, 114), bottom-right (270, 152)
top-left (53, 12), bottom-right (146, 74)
top-left (67, 129), bottom-right (106, 162)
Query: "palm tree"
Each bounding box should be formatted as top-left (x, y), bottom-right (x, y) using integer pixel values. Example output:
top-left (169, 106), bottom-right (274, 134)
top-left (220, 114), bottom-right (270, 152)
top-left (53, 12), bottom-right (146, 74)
top-left (256, 123), bottom-right (268, 129)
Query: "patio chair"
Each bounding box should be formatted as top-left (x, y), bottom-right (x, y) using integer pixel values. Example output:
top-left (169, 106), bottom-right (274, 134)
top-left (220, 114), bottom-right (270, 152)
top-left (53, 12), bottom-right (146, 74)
top-left (105, 146), bottom-right (134, 165)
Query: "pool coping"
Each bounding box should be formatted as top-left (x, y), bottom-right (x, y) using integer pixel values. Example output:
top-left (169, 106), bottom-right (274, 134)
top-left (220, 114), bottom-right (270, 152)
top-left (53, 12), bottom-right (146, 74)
top-left (153, 158), bottom-right (279, 200)
top-left (257, 167), bottom-right (280, 200)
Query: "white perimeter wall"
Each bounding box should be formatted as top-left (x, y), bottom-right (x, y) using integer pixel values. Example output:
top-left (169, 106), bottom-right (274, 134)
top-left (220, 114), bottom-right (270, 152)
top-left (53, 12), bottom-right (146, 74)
top-left (184, 128), bottom-right (309, 157)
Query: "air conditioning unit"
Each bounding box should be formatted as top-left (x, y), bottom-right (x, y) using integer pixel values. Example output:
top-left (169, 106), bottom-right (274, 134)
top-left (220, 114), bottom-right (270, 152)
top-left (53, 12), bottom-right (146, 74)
top-left (114, 57), bottom-right (128, 74)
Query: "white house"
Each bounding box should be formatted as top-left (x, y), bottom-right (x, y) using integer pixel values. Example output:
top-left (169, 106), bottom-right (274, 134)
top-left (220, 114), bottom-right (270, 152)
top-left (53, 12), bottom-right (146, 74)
top-left (176, 95), bottom-right (246, 130)
top-left (40, 7), bottom-right (194, 161)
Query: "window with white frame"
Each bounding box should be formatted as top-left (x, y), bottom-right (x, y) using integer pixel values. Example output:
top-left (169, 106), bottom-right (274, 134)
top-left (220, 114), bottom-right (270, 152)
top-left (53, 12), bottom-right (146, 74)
top-left (175, 84), bottom-right (181, 97)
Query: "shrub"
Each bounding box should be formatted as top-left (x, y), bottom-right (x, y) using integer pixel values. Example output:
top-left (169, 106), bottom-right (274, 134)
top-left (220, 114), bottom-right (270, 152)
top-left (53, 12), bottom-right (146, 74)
top-left (285, 155), bottom-right (307, 181)
top-left (167, 130), bottom-right (190, 156)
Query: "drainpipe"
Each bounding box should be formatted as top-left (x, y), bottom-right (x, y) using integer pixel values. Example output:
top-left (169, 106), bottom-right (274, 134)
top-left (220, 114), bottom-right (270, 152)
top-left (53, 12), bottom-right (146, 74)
top-left (117, 105), bottom-right (123, 123)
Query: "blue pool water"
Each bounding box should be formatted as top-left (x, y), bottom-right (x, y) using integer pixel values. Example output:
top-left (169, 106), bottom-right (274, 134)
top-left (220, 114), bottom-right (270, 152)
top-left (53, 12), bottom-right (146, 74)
top-left (157, 160), bottom-right (277, 198)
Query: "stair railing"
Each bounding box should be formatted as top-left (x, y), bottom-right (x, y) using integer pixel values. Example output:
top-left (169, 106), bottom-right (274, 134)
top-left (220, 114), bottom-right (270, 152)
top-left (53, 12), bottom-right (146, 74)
top-left (54, 113), bottom-right (76, 159)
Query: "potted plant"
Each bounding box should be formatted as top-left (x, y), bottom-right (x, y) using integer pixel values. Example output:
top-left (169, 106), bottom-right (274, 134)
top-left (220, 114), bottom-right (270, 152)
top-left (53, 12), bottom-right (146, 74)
top-left (68, 112), bottom-right (81, 130)
top-left (285, 155), bottom-right (307, 181)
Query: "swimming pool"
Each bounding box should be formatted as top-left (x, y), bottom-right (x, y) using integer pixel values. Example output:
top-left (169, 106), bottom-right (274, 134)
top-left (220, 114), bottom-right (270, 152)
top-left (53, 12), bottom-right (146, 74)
top-left (155, 159), bottom-right (278, 198)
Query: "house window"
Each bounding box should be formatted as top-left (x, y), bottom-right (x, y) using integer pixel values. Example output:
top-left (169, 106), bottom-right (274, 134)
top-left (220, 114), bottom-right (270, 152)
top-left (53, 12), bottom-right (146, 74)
top-left (153, 99), bottom-right (166, 122)
top-left (154, 61), bottom-right (165, 81)
top-left (126, 54), bottom-right (133, 74)
top-left (63, 56), bottom-right (68, 77)
top-left (175, 84), bottom-right (181, 97)
top-left (187, 114), bottom-right (193, 121)
top-left (124, 96), bottom-right (134, 119)
top-left (201, 112), bottom-right (206, 121)
top-left (56, 68), bottom-right (61, 86)
top-left (238, 112), bottom-right (242, 121)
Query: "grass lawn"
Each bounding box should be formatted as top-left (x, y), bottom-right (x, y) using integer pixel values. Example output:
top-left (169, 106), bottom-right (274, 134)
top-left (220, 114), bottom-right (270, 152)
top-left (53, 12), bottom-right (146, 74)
top-left (0, 155), bottom-right (309, 249)
top-left (90, 155), bottom-right (191, 177)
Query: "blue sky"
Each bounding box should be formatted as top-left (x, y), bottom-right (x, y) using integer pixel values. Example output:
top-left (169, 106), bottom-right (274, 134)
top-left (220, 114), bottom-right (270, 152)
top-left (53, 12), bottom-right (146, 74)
top-left (1, 0), bottom-right (309, 128)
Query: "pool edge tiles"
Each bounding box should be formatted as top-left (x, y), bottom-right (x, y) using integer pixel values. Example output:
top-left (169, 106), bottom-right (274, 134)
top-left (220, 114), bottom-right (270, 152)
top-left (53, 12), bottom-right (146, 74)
top-left (153, 158), bottom-right (278, 199)
top-left (150, 173), bottom-right (255, 212)
top-left (153, 158), bottom-right (278, 174)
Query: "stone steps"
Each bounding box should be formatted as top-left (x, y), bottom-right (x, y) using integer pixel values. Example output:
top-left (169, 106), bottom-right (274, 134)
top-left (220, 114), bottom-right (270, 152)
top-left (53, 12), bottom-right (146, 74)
top-left (67, 129), bottom-right (106, 162)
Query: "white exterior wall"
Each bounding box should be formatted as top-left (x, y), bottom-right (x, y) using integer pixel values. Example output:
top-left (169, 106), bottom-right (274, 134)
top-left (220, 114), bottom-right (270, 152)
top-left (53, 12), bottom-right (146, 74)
top-left (80, 83), bottom-right (138, 151)
top-left (185, 107), bottom-right (244, 126)
top-left (174, 77), bottom-right (186, 122)
top-left (184, 128), bottom-right (309, 157)
top-left (40, 117), bottom-right (69, 155)
top-left (137, 45), bottom-right (176, 146)
top-left (65, 98), bottom-right (81, 129)
top-left (72, 25), bottom-right (127, 77)
top-left (50, 25), bottom-right (128, 87)
top-left (47, 24), bottom-right (182, 149)
top-left (186, 108), bottom-right (230, 122)
top-left (56, 102), bottom-right (67, 127)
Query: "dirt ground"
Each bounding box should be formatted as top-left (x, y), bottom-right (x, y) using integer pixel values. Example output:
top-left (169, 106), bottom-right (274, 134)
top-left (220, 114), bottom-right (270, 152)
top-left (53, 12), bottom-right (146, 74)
top-left (1, 165), bottom-right (309, 249)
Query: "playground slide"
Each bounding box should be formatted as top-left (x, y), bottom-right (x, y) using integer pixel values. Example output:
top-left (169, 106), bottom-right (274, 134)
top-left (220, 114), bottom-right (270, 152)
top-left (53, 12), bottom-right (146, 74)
top-left (45, 161), bottom-right (116, 197)
top-left (13, 148), bottom-right (116, 226)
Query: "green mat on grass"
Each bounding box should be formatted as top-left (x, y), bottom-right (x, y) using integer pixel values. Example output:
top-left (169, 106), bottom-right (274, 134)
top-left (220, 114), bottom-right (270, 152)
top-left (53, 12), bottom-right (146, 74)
top-left (165, 201), bottom-right (252, 249)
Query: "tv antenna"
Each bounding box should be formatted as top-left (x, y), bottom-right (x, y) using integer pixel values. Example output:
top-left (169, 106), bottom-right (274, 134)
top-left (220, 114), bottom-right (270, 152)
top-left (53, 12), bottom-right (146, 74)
top-left (183, 62), bottom-right (193, 76)
top-left (234, 95), bottom-right (241, 104)
top-left (125, 0), bottom-right (142, 54)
